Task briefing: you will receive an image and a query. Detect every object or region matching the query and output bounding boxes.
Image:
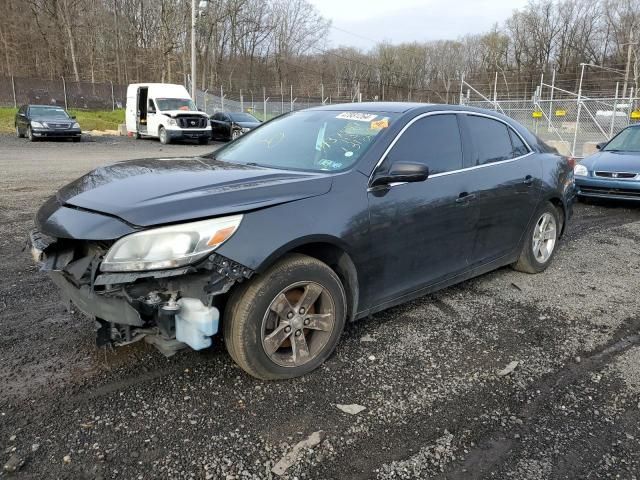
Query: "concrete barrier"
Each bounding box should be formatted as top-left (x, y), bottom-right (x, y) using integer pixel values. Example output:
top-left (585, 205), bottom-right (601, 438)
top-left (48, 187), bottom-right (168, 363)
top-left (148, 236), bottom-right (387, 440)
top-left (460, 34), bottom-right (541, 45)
top-left (582, 142), bottom-right (600, 157)
top-left (118, 123), bottom-right (127, 136)
top-left (546, 140), bottom-right (571, 156)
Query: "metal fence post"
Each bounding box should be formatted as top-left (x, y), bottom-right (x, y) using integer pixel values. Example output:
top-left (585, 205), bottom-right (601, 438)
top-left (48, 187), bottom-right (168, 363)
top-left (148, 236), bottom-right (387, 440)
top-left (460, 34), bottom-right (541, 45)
top-left (11, 75), bottom-right (17, 108)
top-left (628, 87), bottom-right (635, 126)
top-left (220, 86), bottom-right (224, 112)
top-left (110, 81), bottom-right (115, 111)
top-left (572, 63), bottom-right (586, 157)
top-left (62, 76), bottom-right (68, 110)
top-left (263, 87), bottom-right (266, 122)
top-left (548, 69), bottom-right (556, 130)
top-left (610, 82), bottom-right (619, 137)
top-left (240, 89), bottom-right (243, 111)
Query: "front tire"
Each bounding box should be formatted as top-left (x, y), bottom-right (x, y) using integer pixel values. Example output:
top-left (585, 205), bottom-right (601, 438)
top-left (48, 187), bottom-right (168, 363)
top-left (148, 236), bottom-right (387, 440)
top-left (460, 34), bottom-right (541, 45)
top-left (512, 202), bottom-right (560, 274)
top-left (27, 126), bottom-right (35, 142)
top-left (16, 125), bottom-right (24, 138)
top-left (158, 126), bottom-right (170, 144)
top-left (231, 129), bottom-right (241, 141)
top-left (224, 254), bottom-right (347, 380)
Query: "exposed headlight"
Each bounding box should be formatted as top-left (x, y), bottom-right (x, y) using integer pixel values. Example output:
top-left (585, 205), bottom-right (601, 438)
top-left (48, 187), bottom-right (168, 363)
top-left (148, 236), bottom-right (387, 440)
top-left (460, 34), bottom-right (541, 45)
top-left (31, 121), bottom-right (44, 128)
top-left (241, 127), bottom-right (251, 133)
top-left (167, 118), bottom-right (177, 126)
top-left (574, 164), bottom-right (588, 177)
top-left (72, 122), bottom-right (80, 129)
top-left (101, 215), bottom-right (243, 272)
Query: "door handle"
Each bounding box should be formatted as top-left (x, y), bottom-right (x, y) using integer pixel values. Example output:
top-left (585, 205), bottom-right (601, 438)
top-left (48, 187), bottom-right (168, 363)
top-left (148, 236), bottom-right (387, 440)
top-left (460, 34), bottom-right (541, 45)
top-left (456, 192), bottom-right (476, 203)
top-left (523, 175), bottom-right (534, 186)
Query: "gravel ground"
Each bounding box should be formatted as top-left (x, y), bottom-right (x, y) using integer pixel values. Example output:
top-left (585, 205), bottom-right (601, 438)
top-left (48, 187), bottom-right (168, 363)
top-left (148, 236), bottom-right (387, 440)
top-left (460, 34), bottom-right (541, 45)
top-left (1, 134), bottom-right (640, 479)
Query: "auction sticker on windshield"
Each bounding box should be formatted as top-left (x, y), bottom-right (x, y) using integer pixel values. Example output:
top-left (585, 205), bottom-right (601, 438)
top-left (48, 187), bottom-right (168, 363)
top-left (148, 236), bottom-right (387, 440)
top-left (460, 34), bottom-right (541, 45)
top-left (336, 112), bottom-right (378, 122)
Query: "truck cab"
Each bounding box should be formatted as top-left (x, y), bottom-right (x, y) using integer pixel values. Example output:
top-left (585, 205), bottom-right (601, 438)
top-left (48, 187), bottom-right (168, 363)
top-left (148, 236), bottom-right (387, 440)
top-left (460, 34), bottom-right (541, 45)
top-left (126, 83), bottom-right (210, 144)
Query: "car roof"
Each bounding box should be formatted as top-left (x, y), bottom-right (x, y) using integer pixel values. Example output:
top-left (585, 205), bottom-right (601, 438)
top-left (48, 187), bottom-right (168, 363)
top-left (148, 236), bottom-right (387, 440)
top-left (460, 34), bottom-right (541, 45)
top-left (26, 105), bottom-right (66, 108)
top-left (307, 102), bottom-right (430, 113)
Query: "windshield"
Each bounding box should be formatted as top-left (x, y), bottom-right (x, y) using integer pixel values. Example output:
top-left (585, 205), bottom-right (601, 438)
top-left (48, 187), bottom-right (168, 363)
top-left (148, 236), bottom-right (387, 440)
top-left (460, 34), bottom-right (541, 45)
top-left (29, 106), bottom-right (69, 119)
top-left (214, 110), bottom-right (397, 172)
top-left (155, 98), bottom-right (196, 111)
top-left (229, 112), bottom-right (259, 123)
top-left (603, 127), bottom-right (640, 152)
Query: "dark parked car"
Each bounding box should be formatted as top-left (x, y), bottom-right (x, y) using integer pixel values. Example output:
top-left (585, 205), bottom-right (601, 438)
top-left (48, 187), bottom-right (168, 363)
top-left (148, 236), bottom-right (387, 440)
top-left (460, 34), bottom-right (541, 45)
top-left (211, 111), bottom-right (261, 141)
top-left (574, 125), bottom-right (640, 201)
top-left (15, 104), bottom-right (81, 142)
top-left (30, 103), bottom-right (575, 379)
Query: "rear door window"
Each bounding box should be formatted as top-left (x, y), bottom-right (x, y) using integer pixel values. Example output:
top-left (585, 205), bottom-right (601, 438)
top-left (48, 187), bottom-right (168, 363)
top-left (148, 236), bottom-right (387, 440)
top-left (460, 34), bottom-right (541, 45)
top-left (467, 115), bottom-right (514, 165)
top-left (387, 114), bottom-right (463, 174)
top-left (509, 129), bottom-right (530, 157)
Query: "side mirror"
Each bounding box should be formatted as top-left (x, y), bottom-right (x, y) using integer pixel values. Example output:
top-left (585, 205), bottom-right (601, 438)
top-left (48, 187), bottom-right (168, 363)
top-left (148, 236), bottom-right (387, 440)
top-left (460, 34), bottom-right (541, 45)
top-left (596, 142), bottom-right (606, 150)
top-left (371, 162), bottom-right (429, 188)
top-left (71, 115), bottom-right (76, 119)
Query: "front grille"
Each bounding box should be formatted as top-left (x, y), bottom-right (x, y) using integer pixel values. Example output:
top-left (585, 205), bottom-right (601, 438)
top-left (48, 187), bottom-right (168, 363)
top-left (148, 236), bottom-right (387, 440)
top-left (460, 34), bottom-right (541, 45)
top-left (48, 123), bottom-right (71, 129)
top-left (594, 171), bottom-right (638, 179)
top-left (176, 116), bottom-right (207, 128)
top-left (580, 185), bottom-right (640, 197)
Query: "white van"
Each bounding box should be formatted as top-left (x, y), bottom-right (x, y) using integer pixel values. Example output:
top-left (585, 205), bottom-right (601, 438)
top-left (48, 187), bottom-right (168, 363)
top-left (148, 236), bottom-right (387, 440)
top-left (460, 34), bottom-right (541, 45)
top-left (125, 83), bottom-right (211, 144)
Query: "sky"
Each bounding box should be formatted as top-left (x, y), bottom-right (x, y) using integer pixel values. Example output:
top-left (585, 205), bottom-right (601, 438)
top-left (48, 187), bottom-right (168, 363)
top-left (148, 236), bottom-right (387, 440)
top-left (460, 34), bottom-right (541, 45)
top-left (309, 0), bottom-right (529, 50)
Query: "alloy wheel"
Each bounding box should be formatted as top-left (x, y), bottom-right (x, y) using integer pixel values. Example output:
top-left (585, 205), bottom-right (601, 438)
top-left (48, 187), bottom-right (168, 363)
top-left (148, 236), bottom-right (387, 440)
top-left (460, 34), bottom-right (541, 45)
top-left (532, 212), bottom-right (557, 263)
top-left (261, 281), bottom-right (336, 367)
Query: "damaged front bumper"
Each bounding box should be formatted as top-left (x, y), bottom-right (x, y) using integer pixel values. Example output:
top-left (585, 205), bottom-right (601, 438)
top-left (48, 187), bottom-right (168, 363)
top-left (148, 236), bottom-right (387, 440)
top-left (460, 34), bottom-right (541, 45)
top-left (29, 229), bottom-right (253, 356)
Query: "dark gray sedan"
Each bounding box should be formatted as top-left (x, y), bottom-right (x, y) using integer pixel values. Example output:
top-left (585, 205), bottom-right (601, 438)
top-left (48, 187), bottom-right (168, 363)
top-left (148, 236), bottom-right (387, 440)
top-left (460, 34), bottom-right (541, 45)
top-left (210, 111), bottom-right (261, 141)
top-left (15, 104), bottom-right (81, 142)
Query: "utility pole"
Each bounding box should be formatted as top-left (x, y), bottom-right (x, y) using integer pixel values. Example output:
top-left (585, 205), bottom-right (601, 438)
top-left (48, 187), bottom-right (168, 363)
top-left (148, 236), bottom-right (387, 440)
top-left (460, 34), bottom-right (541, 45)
top-left (191, 0), bottom-right (196, 100)
top-left (622, 27), bottom-right (636, 98)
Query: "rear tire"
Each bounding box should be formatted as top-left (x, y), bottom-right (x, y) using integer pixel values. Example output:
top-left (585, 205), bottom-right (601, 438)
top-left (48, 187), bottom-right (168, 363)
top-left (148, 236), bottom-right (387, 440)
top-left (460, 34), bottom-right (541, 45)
top-left (512, 201), bottom-right (560, 274)
top-left (224, 254), bottom-right (347, 380)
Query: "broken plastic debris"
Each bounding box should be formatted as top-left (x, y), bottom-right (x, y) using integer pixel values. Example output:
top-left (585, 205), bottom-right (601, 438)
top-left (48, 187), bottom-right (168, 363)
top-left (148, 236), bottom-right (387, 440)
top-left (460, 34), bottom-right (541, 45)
top-left (271, 430), bottom-right (325, 476)
top-left (497, 361), bottom-right (519, 377)
top-left (336, 404), bottom-right (367, 415)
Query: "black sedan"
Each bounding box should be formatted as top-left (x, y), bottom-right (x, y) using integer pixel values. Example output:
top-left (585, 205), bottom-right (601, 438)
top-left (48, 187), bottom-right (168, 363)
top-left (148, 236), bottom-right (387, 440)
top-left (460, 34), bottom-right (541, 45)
top-left (30, 103), bottom-right (575, 380)
top-left (210, 111), bottom-right (261, 141)
top-left (15, 104), bottom-right (81, 142)
top-left (574, 125), bottom-right (640, 201)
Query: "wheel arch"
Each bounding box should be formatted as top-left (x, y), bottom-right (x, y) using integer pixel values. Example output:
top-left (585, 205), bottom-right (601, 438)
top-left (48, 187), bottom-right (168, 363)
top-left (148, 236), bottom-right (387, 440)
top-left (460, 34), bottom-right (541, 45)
top-left (256, 236), bottom-right (360, 322)
top-left (545, 196), bottom-right (566, 236)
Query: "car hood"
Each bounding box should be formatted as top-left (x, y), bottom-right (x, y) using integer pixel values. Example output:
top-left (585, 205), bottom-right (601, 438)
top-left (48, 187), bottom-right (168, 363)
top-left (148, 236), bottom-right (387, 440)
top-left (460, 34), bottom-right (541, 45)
top-left (56, 157), bottom-right (332, 227)
top-left (582, 151), bottom-right (640, 173)
top-left (33, 117), bottom-right (74, 124)
top-left (160, 110), bottom-right (208, 118)
top-left (235, 121), bottom-right (261, 129)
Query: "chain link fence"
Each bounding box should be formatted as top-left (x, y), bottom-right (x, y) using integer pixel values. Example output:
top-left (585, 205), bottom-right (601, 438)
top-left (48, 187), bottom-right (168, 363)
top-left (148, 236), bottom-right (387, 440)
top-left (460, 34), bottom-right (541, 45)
top-left (4, 76), bottom-right (639, 155)
top-left (462, 97), bottom-right (640, 157)
top-left (0, 76), bottom-right (127, 110)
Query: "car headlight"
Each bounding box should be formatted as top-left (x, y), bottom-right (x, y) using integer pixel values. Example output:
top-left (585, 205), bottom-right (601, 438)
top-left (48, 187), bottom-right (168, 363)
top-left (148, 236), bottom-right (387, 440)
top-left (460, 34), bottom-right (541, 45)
top-left (31, 121), bottom-right (44, 128)
top-left (72, 122), bottom-right (80, 129)
top-left (167, 118), bottom-right (177, 126)
top-left (101, 215), bottom-right (243, 272)
top-left (574, 164), bottom-right (588, 177)
top-left (241, 127), bottom-right (251, 133)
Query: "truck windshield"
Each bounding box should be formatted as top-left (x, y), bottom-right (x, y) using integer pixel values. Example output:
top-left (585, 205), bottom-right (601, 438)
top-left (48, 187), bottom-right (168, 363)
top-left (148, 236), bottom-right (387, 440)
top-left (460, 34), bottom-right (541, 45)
top-left (155, 98), bottom-right (196, 111)
top-left (213, 110), bottom-right (397, 172)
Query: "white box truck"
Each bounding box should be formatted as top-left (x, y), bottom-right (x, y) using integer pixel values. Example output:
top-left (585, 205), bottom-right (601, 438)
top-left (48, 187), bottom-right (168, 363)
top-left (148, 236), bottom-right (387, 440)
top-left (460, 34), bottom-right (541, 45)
top-left (126, 83), bottom-right (211, 144)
